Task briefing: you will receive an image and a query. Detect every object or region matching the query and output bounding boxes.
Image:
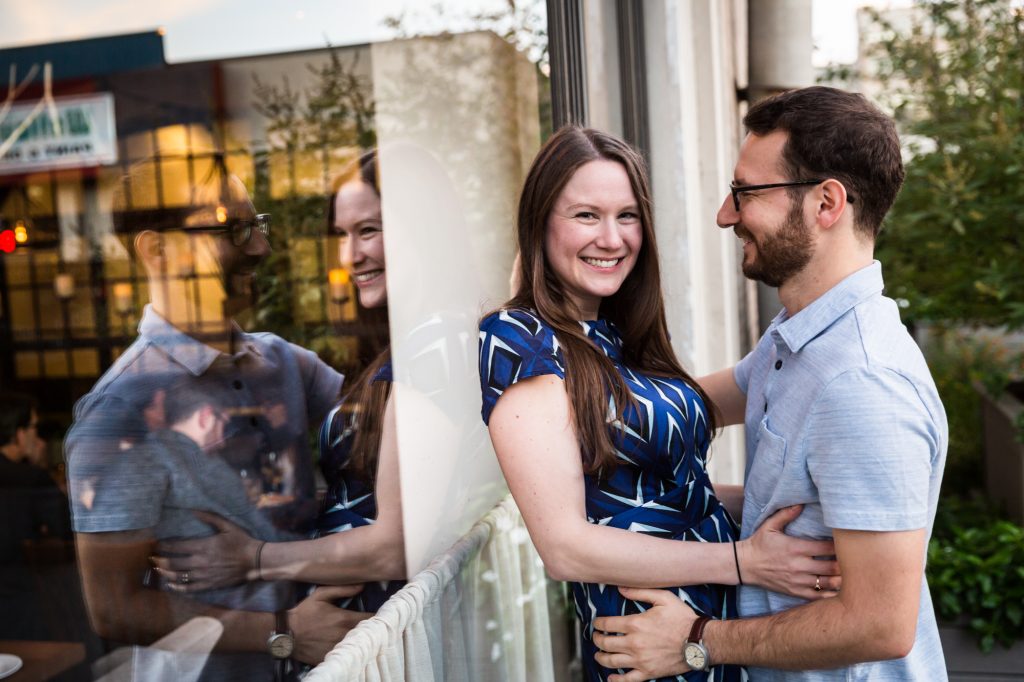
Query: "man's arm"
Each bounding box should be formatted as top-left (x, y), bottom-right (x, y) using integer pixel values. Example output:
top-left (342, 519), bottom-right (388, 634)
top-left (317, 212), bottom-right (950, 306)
top-left (711, 483), bottom-right (744, 522)
top-left (592, 527), bottom-right (926, 679)
top-left (698, 368), bottom-right (745, 427)
top-left (76, 529), bottom-right (369, 664)
top-left (76, 529), bottom-right (272, 648)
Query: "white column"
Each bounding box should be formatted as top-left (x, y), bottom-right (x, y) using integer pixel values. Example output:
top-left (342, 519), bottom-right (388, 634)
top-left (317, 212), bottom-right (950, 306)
top-left (643, 0), bottom-right (747, 484)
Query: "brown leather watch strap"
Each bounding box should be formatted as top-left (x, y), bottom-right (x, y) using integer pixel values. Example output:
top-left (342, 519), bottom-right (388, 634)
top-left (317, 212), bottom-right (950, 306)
top-left (275, 609), bottom-right (290, 636)
top-left (687, 615), bottom-right (711, 645)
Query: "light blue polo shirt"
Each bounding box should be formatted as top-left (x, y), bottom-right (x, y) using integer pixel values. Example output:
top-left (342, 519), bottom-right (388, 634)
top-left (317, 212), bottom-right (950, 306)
top-left (734, 261), bottom-right (948, 681)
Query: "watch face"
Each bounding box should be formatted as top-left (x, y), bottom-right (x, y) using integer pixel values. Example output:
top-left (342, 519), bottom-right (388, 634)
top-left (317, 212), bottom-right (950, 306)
top-left (684, 642), bottom-right (707, 671)
top-left (268, 633), bottom-right (294, 658)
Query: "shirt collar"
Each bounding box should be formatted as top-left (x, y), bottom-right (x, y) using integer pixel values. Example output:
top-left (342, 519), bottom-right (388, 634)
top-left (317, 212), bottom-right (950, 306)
top-left (137, 305), bottom-right (260, 376)
top-left (770, 261), bottom-right (884, 353)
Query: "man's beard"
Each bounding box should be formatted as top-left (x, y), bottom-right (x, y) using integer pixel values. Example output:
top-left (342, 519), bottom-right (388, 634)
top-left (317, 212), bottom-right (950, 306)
top-left (738, 201), bottom-right (813, 288)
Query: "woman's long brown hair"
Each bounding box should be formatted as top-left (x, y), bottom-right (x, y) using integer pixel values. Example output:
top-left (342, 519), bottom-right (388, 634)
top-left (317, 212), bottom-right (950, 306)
top-left (328, 150), bottom-right (392, 483)
top-left (504, 126), bottom-right (718, 474)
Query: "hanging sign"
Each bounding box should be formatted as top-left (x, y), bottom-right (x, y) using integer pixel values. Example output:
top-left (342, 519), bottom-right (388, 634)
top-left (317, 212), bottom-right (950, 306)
top-left (0, 93), bottom-right (118, 175)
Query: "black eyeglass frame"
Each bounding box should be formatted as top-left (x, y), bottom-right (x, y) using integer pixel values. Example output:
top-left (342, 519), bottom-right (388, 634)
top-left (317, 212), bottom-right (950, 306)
top-left (188, 213), bottom-right (272, 247)
top-left (729, 179), bottom-right (856, 210)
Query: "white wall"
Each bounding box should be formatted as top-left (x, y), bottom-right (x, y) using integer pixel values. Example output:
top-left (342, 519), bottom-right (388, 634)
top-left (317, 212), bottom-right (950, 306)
top-left (371, 32), bottom-right (541, 573)
top-left (642, 0), bottom-right (748, 484)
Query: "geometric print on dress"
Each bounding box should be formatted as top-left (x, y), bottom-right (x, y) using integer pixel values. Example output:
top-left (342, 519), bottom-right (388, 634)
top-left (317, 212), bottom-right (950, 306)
top-left (314, 361), bottom-right (404, 613)
top-left (479, 309), bottom-right (745, 682)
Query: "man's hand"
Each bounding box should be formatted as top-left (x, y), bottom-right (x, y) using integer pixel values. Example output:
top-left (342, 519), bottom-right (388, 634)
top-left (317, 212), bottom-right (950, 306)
top-left (153, 511), bottom-right (262, 591)
top-left (592, 587), bottom-right (697, 681)
top-left (289, 585), bottom-right (370, 665)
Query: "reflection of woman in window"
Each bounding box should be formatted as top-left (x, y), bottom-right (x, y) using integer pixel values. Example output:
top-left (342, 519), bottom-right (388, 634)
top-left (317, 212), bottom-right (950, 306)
top-left (157, 151), bottom-right (405, 611)
top-left (479, 127), bottom-right (837, 681)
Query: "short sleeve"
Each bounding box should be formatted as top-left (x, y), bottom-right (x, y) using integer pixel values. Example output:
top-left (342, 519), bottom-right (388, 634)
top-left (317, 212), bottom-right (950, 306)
top-left (290, 341), bottom-right (345, 424)
top-left (734, 349), bottom-right (756, 395)
top-left (478, 309), bottom-right (566, 424)
top-left (806, 368), bottom-right (941, 531)
top-left (69, 442), bottom-right (168, 533)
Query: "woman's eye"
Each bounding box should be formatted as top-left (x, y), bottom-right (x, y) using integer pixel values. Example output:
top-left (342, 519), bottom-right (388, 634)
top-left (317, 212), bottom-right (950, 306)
top-left (574, 211), bottom-right (598, 220)
top-left (619, 211), bottom-right (639, 221)
top-left (360, 225), bottom-right (382, 238)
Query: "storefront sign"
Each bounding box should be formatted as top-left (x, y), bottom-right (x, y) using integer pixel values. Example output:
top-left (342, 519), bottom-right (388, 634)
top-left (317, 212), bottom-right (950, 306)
top-left (0, 93), bottom-right (118, 175)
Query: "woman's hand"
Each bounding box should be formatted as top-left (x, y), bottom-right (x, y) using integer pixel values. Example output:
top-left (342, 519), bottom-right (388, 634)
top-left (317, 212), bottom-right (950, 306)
top-left (739, 505), bottom-right (842, 599)
top-left (153, 511), bottom-right (263, 591)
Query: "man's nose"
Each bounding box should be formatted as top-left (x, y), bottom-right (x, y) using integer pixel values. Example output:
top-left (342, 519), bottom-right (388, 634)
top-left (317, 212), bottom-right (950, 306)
top-left (716, 194), bottom-right (739, 228)
top-left (248, 227), bottom-right (272, 259)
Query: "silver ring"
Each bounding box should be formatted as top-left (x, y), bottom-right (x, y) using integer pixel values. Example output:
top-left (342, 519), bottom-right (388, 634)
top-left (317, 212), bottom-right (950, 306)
top-left (814, 575), bottom-right (821, 592)
top-left (179, 570), bottom-right (191, 585)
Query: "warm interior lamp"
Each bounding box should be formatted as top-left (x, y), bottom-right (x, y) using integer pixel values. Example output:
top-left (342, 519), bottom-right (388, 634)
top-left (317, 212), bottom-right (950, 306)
top-left (328, 268), bottom-right (350, 303)
top-left (216, 205), bottom-right (228, 223)
top-left (112, 283), bottom-right (133, 314)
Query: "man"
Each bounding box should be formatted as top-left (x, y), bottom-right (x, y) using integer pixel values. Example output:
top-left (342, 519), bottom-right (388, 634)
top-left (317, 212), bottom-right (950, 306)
top-left (65, 160), bottom-right (364, 681)
top-left (0, 392), bottom-right (50, 489)
top-left (592, 86), bottom-right (948, 680)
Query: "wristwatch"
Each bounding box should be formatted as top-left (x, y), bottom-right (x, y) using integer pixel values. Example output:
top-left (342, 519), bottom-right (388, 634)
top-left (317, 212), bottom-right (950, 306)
top-left (683, 615), bottom-right (712, 672)
top-left (267, 609), bottom-right (294, 659)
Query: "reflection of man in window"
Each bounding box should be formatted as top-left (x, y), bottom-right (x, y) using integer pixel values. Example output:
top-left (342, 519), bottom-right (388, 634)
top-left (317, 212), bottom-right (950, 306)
top-left (0, 392), bottom-right (50, 489)
top-left (65, 161), bottom-right (365, 681)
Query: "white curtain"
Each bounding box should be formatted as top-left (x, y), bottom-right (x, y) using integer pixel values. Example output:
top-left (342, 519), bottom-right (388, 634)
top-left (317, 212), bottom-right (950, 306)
top-left (305, 496), bottom-right (566, 682)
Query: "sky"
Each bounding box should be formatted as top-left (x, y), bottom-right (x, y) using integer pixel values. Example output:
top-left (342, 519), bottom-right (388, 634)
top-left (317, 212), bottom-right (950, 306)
top-left (0, 0), bottom-right (913, 66)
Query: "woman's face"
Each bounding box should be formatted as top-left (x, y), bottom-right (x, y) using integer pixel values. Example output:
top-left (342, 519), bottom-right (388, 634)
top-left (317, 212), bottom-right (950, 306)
top-left (544, 159), bottom-right (642, 320)
top-left (334, 180), bottom-right (386, 309)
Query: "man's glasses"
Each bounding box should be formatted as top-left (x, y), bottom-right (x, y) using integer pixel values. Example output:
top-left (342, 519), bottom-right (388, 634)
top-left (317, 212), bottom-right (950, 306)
top-left (729, 179), bottom-right (844, 212)
top-left (190, 213), bottom-right (271, 246)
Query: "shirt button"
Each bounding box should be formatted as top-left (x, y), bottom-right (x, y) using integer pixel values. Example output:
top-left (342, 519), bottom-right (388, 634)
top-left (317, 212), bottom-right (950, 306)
top-left (233, 380), bottom-right (243, 390)
top-left (775, 360), bottom-right (783, 370)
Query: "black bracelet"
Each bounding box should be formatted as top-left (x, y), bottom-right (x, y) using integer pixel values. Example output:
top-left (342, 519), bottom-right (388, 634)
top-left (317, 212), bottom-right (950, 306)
top-left (732, 539), bottom-right (744, 586)
top-left (255, 541), bottom-right (267, 580)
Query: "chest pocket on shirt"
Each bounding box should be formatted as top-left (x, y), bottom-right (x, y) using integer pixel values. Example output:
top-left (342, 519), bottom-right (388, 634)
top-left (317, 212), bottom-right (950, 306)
top-left (745, 414), bottom-right (787, 510)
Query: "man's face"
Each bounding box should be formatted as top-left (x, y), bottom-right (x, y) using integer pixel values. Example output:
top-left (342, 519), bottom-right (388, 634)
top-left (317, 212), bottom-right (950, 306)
top-left (16, 409), bottom-right (41, 463)
top-left (717, 131), bottom-right (815, 288)
top-left (182, 176), bottom-right (271, 303)
top-left (211, 200), bottom-right (271, 299)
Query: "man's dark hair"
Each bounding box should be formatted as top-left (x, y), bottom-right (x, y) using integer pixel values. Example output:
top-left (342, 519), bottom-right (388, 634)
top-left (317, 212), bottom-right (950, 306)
top-left (163, 376), bottom-right (239, 428)
top-left (0, 392), bottom-right (37, 446)
top-left (743, 86), bottom-right (904, 238)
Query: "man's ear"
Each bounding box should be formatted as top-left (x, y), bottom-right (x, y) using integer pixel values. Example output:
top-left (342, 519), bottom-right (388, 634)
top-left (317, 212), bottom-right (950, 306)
top-left (134, 230), bottom-right (165, 269)
top-left (195, 404), bottom-right (216, 430)
top-left (815, 178), bottom-right (850, 230)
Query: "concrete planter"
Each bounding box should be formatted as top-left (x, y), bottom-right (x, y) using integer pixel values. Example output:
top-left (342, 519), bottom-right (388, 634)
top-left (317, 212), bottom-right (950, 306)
top-left (941, 624), bottom-right (1024, 681)
top-left (978, 380), bottom-right (1024, 524)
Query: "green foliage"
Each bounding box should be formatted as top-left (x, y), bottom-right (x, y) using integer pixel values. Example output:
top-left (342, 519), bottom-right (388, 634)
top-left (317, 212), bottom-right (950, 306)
top-left (928, 495), bottom-right (1024, 651)
top-left (925, 331), bottom-right (1024, 496)
top-left (865, 0), bottom-right (1024, 329)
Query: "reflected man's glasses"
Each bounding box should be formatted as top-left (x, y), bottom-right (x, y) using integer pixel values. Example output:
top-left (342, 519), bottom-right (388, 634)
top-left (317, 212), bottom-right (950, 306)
top-left (190, 213), bottom-right (272, 247)
top-left (729, 179), bottom-right (829, 212)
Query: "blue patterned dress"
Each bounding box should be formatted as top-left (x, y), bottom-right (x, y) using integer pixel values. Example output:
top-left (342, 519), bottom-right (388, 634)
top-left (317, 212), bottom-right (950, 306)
top-left (314, 360), bottom-right (405, 611)
top-left (479, 309), bottom-right (745, 682)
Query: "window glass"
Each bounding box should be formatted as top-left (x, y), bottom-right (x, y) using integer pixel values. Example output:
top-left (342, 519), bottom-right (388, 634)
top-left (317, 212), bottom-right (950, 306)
top-left (0, 2), bottom-right (552, 678)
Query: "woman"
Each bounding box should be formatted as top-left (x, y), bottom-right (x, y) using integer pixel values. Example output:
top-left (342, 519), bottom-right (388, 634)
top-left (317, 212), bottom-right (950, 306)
top-left (154, 151), bottom-right (405, 611)
top-left (479, 126), bottom-right (837, 681)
